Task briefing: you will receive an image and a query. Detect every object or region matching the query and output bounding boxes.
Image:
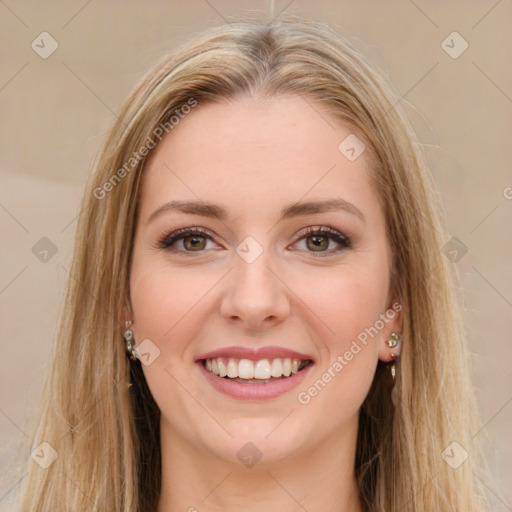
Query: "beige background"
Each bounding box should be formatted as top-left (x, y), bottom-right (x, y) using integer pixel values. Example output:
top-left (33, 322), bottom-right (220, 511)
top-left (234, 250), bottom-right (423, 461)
top-left (1, 0), bottom-right (511, 509)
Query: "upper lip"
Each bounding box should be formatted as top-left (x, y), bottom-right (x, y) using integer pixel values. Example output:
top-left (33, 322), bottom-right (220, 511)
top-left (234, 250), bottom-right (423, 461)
top-left (195, 346), bottom-right (314, 362)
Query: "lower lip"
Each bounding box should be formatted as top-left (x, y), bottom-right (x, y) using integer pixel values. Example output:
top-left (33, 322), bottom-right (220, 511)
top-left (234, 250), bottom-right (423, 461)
top-left (197, 361), bottom-right (314, 401)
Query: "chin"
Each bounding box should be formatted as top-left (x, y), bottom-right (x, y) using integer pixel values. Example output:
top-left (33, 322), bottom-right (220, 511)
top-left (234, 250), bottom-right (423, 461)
top-left (199, 418), bottom-right (309, 466)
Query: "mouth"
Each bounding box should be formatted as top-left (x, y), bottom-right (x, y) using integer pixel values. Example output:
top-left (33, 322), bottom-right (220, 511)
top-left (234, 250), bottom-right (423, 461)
top-left (202, 357), bottom-right (314, 383)
top-left (197, 356), bottom-right (315, 400)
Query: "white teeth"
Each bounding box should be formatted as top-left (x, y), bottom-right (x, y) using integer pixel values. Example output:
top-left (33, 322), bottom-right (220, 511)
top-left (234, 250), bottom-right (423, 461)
top-left (271, 358), bottom-right (283, 377)
top-left (254, 359), bottom-right (271, 379)
top-left (204, 357), bottom-right (308, 379)
top-left (282, 358), bottom-right (292, 377)
top-left (238, 359), bottom-right (254, 379)
top-left (227, 358), bottom-right (237, 378)
top-left (218, 359), bottom-right (227, 377)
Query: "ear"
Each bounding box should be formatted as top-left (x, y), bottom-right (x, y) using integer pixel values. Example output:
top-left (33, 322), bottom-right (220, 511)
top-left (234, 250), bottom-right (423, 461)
top-left (378, 295), bottom-right (403, 363)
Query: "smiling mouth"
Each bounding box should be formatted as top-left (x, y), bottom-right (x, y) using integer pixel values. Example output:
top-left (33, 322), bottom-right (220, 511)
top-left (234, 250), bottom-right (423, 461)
top-left (202, 357), bottom-right (314, 384)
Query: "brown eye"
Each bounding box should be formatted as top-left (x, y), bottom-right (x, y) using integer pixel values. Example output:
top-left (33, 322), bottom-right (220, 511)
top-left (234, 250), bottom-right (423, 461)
top-left (157, 227), bottom-right (217, 254)
top-left (293, 226), bottom-right (351, 257)
top-left (306, 235), bottom-right (330, 252)
top-left (182, 235), bottom-right (207, 251)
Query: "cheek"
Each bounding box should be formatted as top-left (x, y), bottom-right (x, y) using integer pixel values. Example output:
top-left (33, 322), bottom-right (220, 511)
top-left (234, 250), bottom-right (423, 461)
top-left (129, 257), bottom-right (216, 425)
top-left (299, 262), bottom-right (389, 351)
top-left (129, 254), bottom-right (211, 342)
top-left (292, 260), bottom-right (388, 415)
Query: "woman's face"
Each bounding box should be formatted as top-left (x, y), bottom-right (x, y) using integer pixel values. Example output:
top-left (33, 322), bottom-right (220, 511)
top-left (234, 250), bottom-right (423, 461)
top-left (128, 94), bottom-right (401, 465)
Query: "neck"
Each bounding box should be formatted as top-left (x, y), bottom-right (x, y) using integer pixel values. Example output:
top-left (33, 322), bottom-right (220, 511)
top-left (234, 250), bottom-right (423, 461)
top-left (157, 416), bottom-right (364, 512)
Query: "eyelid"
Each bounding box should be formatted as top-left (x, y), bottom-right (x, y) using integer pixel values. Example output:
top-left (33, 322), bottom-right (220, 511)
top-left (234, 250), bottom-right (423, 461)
top-left (293, 225), bottom-right (350, 243)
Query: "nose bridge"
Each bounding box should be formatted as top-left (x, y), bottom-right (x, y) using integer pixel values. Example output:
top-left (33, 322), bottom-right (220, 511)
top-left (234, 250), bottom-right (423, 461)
top-left (236, 248), bottom-right (275, 296)
top-left (220, 237), bottom-right (290, 328)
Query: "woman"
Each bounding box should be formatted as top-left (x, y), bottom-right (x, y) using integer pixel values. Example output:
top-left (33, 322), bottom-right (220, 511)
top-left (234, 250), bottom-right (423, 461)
top-left (17, 14), bottom-right (492, 511)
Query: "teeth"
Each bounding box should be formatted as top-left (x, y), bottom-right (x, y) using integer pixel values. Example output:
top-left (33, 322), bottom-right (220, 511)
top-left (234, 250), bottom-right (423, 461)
top-left (226, 358), bottom-right (238, 378)
top-left (218, 359), bottom-right (227, 377)
top-left (254, 359), bottom-right (271, 379)
top-left (204, 357), bottom-right (308, 379)
top-left (282, 358), bottom-right (292, 377)
top-left (271, 358), bottom-right (283, 377)
top-left (238, 359), bottom-right (255, 379)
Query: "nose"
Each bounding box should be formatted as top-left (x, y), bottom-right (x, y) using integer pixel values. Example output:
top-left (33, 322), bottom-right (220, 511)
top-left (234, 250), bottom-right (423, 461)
top-left (220, 250), bottom-right (291, 331)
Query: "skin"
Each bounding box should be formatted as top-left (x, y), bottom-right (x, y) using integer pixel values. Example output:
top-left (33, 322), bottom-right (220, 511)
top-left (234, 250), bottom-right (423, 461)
top-left (127, 94), bottom-right (402, 512)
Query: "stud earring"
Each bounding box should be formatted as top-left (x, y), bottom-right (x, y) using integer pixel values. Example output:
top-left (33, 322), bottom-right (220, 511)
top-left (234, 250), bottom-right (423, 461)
top-left (386, 332), bottom-right (401, 349)
top-left (124, 321), bottom-right (138, 361)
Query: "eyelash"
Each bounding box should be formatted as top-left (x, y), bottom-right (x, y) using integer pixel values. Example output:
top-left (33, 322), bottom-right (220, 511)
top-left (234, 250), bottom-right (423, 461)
top-left (156, 226), bottom-right (351, 258)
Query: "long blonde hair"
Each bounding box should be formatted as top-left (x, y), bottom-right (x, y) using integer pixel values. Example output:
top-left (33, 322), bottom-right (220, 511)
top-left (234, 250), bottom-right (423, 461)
top-left (14, 13), bottom-right (492, 511)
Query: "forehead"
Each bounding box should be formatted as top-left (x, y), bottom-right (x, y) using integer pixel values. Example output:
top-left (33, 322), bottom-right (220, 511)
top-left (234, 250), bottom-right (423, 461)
top-left (139, 95), bottom-right (381, 225)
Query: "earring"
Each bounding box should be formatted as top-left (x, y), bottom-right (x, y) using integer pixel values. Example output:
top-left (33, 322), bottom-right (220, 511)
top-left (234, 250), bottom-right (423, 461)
top-left (386, 332), bottom-right (401, 350)
top-left (386, 332), bottom-right (402, 407)
top-left (124, 321), bottom-right (138, 361)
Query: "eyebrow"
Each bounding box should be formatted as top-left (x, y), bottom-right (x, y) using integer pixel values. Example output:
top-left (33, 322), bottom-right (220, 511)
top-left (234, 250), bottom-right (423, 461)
top-left (147, 197), bottom-right (365, 225)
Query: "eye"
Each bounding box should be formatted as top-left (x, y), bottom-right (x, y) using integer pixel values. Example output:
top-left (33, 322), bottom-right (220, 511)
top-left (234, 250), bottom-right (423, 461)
top-left (156, 227), bottom-right (219, 255)
top-left (156, 225), bottom-right (351, 257)
top-left (291, 226), bottom-right (351, 257)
